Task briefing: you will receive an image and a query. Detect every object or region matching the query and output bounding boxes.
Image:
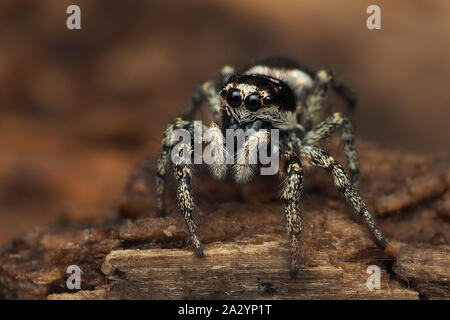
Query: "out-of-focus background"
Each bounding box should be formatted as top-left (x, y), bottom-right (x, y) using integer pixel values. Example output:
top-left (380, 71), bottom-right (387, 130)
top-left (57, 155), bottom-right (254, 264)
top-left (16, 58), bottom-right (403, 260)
top-left (0, 0), bottom-right (448, 245)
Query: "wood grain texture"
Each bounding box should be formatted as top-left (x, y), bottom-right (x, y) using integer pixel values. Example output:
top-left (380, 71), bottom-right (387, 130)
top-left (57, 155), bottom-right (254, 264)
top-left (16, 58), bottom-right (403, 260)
top-left (0, 140), bottom-right (449, 299)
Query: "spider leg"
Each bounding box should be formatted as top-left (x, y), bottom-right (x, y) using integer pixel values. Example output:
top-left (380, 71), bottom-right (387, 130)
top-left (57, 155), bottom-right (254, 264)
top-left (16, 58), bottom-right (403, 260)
top-left (156, 118), bottom-right (228, 256)
top-left (155, 119), bottom-right (203, 254)
top-left (181, 65), bottom-right (235, 122)
top-left (303, 70), bottom-right (356, 129)
top-left (234, 129), bottom-right (270, 184)
top-left (156, 118), bottom-right (194, 217)
top-left (156, 118), bottom-right (227, 214)
top-left (155, 148), bottom-right (170, 217)
top-left (299, 146), bottom-right (387, 249)
top-left (219, 65), bottom-right (235, 86)
top-left (181, 81), bottom-right (221, 122)
top-left (326, 70), bottom-right (356, 109)
top-left (203, 122), bottom-right (227, 180)
top-left (281, 151), bottom-right (304, 279)
top-left (304, 112), bottom-right (359, 185)
top-left (172, 141), bottom-right (204, 256)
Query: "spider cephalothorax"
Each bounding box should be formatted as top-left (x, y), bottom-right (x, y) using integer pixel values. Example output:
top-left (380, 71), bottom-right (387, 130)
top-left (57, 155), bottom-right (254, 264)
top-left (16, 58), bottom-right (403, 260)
top-left (220, 74), bottom-right (298, 132)
top-left (155, 57), bottom-right (387, 279)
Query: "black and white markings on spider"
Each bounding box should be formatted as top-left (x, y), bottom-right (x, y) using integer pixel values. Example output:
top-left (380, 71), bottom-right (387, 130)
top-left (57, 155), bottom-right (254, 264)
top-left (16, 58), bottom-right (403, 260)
top-left (155, 57), bottom-right (387, 279)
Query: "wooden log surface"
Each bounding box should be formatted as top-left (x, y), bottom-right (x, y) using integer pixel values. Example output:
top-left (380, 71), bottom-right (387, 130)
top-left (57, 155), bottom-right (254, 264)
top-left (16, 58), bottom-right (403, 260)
top-left (0, 140), bottom-right (449, 299)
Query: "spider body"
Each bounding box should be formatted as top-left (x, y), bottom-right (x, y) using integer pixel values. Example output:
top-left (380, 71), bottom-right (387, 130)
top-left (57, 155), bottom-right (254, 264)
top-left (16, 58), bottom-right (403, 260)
top-left (156, 57), bottom-right (387, 278)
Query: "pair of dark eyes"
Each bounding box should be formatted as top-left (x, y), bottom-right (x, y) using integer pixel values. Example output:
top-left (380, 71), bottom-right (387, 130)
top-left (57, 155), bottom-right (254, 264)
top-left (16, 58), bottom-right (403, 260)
top-left (221, 89), bottom-right (272, 111)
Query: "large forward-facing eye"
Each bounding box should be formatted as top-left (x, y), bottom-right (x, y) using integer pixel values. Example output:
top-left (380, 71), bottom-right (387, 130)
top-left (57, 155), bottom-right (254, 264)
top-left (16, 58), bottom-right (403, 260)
top-left (244, 93), bottom-right (261, 111)
top-left (226, 89), bottom-right (242, 108)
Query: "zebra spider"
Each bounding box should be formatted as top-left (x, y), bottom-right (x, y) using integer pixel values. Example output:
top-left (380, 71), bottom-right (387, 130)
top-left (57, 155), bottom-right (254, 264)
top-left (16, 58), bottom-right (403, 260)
top-left (155, 57), bottom-right (387, 278)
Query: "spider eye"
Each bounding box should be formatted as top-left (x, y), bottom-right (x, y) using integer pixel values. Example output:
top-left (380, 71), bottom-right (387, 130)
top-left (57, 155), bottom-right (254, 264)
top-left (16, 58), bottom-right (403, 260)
top-left (263, 96), bottom-right (272, 106)
top-left (244, 93), bottom-right (261, 111)
top-left (226, 89), bottom-right (242, 108)
top-left (219, 88), bottom-right (227, 97)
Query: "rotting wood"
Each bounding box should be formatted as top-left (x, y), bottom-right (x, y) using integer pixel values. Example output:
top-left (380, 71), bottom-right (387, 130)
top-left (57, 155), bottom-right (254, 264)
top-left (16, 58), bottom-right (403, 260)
top-left (0, 140), bottom-right (448, 299)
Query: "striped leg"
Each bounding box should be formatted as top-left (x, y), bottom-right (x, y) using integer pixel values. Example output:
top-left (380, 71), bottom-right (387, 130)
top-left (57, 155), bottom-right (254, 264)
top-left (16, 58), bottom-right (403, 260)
top-left (181, 81), bottom-right (221, 122)
top-left (327, 70), bottom-right (356, 109)
top-left (156, 147), bottom-right (170, 217)
top-left (181, 65), bottom-right (234, 122)
top-left (281, 152), bottom-right (304, 279)
top-left (173, 142), bottom-right (203, 256)
top-left (156, 118), bottom-right (193, 217)
top-left (304, 112), bottom-right (359, 185)
top-left (303, 70), bottom-right (356, 129)
top-left (156, 118), bottom-right (227, 216)
top-left (156, 119), bottom-right (227, 255)
top-left (300, 146), bottom-right (387, 249)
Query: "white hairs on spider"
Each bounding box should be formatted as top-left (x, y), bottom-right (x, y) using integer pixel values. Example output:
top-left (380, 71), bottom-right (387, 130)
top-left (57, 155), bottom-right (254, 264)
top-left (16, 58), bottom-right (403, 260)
top-left (227, 106), bottom-right (297, 130)
top-left (203, 124), bottom-right (228, 180)
top-left (233, 129), bottom-right (271, 184)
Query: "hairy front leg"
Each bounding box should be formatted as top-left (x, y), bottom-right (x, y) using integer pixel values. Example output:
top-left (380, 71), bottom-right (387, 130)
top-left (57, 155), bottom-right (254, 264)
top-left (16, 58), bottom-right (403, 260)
top-left (156, 118), bottom-right (226, 215)
top-left (234, 129), bottom-right (270, 184)
top-left (203, 123), bottom-right (227, 180)
top-left (281, 151), bottom-right (304, 279)
top-left (304, 112), bottom-right (359, 184)
top-left (300, 146), bottom-right (387, 249)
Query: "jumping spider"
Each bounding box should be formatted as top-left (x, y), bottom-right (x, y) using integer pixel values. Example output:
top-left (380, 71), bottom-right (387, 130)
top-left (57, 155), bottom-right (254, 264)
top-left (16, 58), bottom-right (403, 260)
top-left (155, 57), bottom-right (387, 278)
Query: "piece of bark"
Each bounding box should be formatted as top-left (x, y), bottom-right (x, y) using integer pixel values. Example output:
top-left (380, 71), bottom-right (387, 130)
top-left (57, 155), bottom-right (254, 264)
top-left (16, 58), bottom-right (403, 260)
top-left (0, 140), bottom-right (449, 299)
top-left (101, 238), bottom-right (416, 300)
top-left (394, 245), bottom-right (449, 299)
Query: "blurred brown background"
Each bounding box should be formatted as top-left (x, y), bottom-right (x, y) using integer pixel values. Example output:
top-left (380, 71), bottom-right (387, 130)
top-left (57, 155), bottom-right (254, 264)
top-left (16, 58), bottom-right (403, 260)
top-left (0, 0), bottom-right (448, 245)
